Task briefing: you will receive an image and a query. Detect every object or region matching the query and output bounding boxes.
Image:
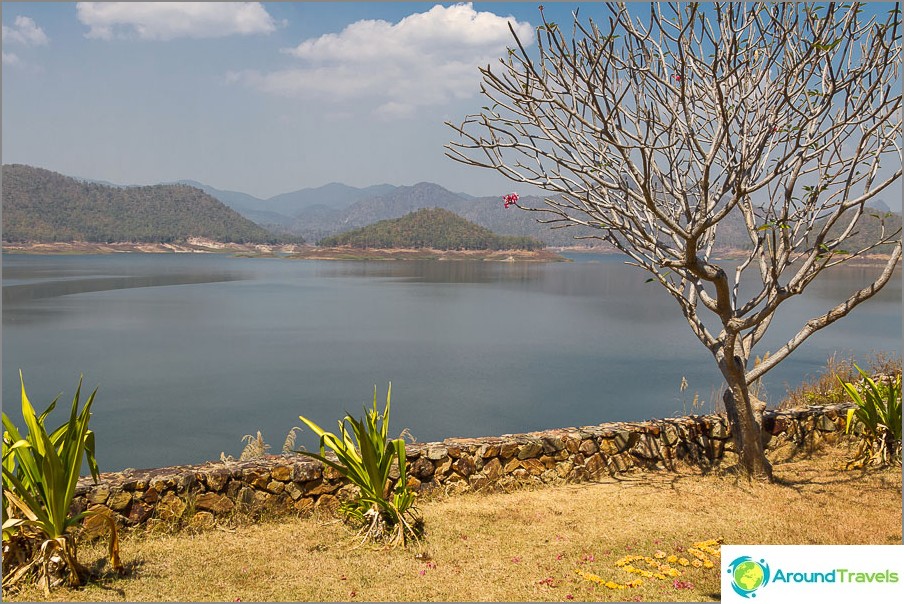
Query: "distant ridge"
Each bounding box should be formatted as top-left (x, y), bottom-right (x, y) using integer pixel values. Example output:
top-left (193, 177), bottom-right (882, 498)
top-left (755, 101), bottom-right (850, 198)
top-left (2, 164), bottom-right (288, 244)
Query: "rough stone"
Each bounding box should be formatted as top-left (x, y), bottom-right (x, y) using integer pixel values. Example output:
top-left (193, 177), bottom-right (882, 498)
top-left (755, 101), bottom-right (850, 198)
top-left (108, 491), bottom-right (132, 512)
top-left (305, 478), bottom-right (341, 496)
top-left (337, 484), bottom-right (361, 502)
top-left (584, 453), bottom-right (607, 478)
top-left (127, 501), bottom-right (154, 524)
top-left (142, 488), bottom-right (160, 504)
top-left (521, 458), bottom-right (545, 476)
top-left (517, 441), bottom-right (544, 460)
top-left (542, 436), bottom-right (565, 453)
top-left (482, 458), bottom-right (503, 480)
top-left (285, 482), bottom-right (304, 500)
top-left (434, 457), bottom-right (453, 476)
top-left (323, 466), bottom-right (343, 481)
top-left (88, 486), bottom-right (111, 505)
top-left (271, 465), bottom-right (292, 482)
top-left (411, 456), bottom-right (435, 480)
top-left (426, 446), bottom-right (449, 461)
top-left (205, 470), bottom-right (230, 493)
top-left (266, 480), bottom-right (286, 495)
top-left (243, 468), bottom-right (271, 490)
top-left (293, 463), bottom-right (322, 483)
top-left (578, 439), bottom-right (599, 456)
top-left (452, 455), bottom-right (476, 478)
top-left (176, 472), bottom-right (197, 493)
top-left (195, 492), bottom-right (235, 515)
top-left (499, 442), bottom-right (519, 458)
top-left (157, 493), bottom-right (186, 521)
top-left (446, 445), bottom-right (462, 459)
top-left (477, 444), bottom-right (500, 458)
top-left (406, 476), bottom-right (422, 490)
top-left (503, 458), bottom-right (522, 474)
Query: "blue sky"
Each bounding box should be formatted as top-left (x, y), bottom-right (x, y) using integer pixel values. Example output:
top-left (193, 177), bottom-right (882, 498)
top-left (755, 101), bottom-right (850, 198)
top-left (2, 2), bottom-right (901, 204)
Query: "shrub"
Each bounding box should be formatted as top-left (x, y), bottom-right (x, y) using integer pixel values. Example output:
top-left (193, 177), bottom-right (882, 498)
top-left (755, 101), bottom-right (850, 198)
top-left (2, 372), bottom-right (122, 595)
top-left (295, 384), bottom-right (423, 547)
top-left (840, 366), bottom-right (902, 468)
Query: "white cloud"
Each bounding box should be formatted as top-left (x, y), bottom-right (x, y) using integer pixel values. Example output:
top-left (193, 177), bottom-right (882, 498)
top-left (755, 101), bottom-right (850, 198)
top-left (76, 2), bottom-right (279, 40)
top-left (2, 51), bottom-right (21, 65)
top-left (228, 3), bottom-right (533, 118)
top-left (2, 16), bottom-right (49, 46)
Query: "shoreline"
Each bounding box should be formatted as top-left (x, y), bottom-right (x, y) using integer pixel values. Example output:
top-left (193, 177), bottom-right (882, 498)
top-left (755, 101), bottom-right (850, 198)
top-left (1, 240), bottom-right (569, 262)
top-left (2, 240), bottom-right (896, 265)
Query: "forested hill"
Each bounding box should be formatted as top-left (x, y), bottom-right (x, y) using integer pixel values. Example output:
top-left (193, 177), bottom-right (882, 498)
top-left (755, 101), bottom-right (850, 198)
top-left (1, 164), bottom-right (286, 244)
top-left (319, 207), bottom-right (545, 251)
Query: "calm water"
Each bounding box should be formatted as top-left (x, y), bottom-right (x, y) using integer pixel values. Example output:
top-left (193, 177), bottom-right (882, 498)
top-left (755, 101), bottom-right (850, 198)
top-left (2, 252), bottom-right (900, 471)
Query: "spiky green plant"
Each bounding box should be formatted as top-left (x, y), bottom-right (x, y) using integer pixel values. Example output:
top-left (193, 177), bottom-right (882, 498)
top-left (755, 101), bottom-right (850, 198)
top-left (296, 384), bottom-right (423, 547)
top-left (840, 365), bottom-right (902, 468)
top-left (2, 372), bottom-right (122, 595)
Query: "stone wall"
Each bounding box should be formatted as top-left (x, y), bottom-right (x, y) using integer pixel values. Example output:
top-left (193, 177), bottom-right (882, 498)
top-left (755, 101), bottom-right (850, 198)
top-left (73, 404), bottom-right (854, 532)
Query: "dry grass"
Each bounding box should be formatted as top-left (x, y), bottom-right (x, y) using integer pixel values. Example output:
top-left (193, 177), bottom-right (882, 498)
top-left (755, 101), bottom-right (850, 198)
top-left (5, 443), bottom-right (901, 602)
top-left (780, 352), bottom-right (902, 410)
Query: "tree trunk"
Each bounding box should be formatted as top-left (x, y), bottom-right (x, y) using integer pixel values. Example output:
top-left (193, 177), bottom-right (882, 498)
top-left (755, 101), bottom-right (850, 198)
top-left (722, 380), bottom-right (773, 481)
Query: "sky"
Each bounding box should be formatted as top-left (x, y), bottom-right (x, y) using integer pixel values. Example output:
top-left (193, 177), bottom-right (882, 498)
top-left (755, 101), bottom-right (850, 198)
top-left (2, 2), bottom-right (901, 203)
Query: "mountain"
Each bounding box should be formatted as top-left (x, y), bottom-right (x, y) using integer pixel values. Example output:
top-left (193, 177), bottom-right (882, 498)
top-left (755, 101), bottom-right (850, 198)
top-left (2, 164), bottom-right (287, 244)
top-left (319, 207), bottom-right (544, 251)
top-left (265, 182), bottom-right (397, 216)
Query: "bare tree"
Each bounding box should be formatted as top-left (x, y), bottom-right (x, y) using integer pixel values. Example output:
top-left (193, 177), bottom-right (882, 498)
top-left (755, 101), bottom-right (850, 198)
top-left (446, 2), bottom-right (901, 480)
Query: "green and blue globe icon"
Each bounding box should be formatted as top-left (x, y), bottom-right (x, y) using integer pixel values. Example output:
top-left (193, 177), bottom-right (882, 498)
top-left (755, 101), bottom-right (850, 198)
top-left (727, 556), bottom-right (771, 598)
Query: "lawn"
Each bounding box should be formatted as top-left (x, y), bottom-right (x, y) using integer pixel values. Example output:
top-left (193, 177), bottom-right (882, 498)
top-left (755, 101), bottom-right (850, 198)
top-left (5, 442), bottom-right (901, 602)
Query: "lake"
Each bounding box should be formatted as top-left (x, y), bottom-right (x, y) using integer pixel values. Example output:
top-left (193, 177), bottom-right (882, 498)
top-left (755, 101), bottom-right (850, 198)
top-left (2, 252), bottom-right (900, 472)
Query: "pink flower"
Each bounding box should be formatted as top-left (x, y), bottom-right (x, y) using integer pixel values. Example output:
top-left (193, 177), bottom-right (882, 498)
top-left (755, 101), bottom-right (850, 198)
top-left (673, 579), bottom-right (694, 590)
top-left (512, 556), bottom-right (522, 563)
top-left (673, 74), bottom-right (681, 81)
top-left (566, 595), bottom-right (574, 600)
top-left (503, 192), bottom-right (519, 208)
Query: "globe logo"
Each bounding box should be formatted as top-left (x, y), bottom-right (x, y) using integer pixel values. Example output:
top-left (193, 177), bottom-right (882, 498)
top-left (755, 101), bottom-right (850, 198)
top-left (727, 556), bottom-right (771, 598)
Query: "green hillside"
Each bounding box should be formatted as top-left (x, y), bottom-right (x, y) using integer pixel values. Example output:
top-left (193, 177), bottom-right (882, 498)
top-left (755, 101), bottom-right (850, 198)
top-left (1, 164), bottom-right (288, 244)
top-left (319, 207), bottom-right (545, 251)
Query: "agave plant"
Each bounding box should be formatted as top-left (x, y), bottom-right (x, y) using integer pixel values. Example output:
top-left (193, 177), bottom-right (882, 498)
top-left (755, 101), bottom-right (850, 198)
top-left (2, 372), bottom-right (122, 595)
top-left (839, 365), bottom-right (902, 468)
top-left (296, 384), bottom-right (423, 547)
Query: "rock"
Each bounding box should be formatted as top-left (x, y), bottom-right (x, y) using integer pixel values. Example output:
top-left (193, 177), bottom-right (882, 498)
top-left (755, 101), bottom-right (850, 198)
top-left (477, 444), bottom-right (500, 458)
top-left (578, 439), bottom-right (599, 456)
top-left (237, 487), bottom-right (256, 507)
top-left (388, 460), bottom-right (401, 481)
top-left (612, 430), bottom-right (640, 453)
top-left (204, 469), bottom-right (230, 492)
top-left (411, 457), bottom-right (435, 480)
top-left (337, 484), bottom-right (361, 502)
top-left (243, 468), bottom-right (271, 489)
top-left (293, 463), bottom-right (322, 483)
top-left (482, 458), bottom-right (503, 480)
top-left (598, 437), bottom-right (619, 456)
top-left (817, 414), bottom-right (837, 432)
top-left (446, 445), bottom-right (462, 459)
top-left (266, 480), bottom-right (286, 495)
top-left (499, 442), bottom-right (519, 458)
top-left (452, 455), bottom-right (476, 478)
top-left (253, 491), bottom-right (272, 507)
top-left (445, 481), bottom-right (470, 496)
top-left (157, 493), bottom-right (187, 521)
top-left (108, 491), bottom-right (132, 512)
top-left (176, 472), bottom-right (197, 493)
top-left (188, 511), bottom-right (215, 530)
top-left (503, 458), bottom-right (521, 473)
top-left (88, 486), bottom-right (111, 505)
top-left (517, 440), bottom-right (544, 460)
top-left (539, 455), bottom-right (557, 470)
top-left (128, 501), bottom-right (154, 524)
top-left (195, 492), bottom-right (235, 515)
top-left (521, 458), bottom-right (545, 476)
top-left (285, 482), bottom-right (304, 500)
top-left (426, 446), bottom-right (448, 461)
top-left (584, 453), bottom-right (607, 478)
top-left (660, 423), bottom-right (680, 446)
top-left (555, 460), bottom-right (574, 479)
top-left (405, 476), bottom-right (422, 490)
top-left (305, 478), bottom-right (341, 496)
top-left (142, 488), bottom-right (160, 504)
top-left (323, 466), bottom-right (343, 481)
top-left (271, 465), bottom-right (292, 482)
top-left (709, 419), bottom-right (729, 439)
top-left (434, 458), bottom-right (453, 476)
top-left (542, 435), bottom-right (565, 453)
